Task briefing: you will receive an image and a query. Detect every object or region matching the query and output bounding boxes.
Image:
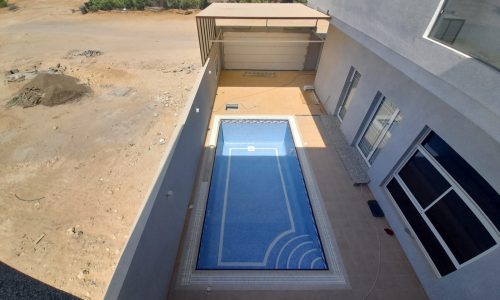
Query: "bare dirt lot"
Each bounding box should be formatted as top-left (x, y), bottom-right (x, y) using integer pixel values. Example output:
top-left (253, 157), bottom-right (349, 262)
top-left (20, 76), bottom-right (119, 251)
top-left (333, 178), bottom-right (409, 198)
top-left (0, 1), bottom-right (199, 298)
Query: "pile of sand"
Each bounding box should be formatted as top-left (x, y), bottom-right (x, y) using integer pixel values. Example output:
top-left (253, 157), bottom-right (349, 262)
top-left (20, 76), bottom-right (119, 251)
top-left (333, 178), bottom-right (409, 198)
top-left (8, 74), bottom-right (91, 108)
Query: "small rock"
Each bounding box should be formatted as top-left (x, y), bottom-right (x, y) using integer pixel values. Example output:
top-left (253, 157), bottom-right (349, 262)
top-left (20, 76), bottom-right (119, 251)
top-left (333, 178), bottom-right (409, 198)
top-left (47, 64), bottom-right (66, 74)
top-left (109, 87), bottom-right (133, 97)
top-left (79, 50), bottom-right (103, 57)
top-left (68, 227), bottom-right (83, 238)
top-left (53, 126), bottom-right (58, 130)
top-left (159, 138), bottom-right (166, 145)
top-left (5, 69), bottom-right (19, 76)
top-left (77, 269), bottom-right (89, 280)
top-left (153, 113), bottom-right (159, 117)
top-left (6, 73), bottom-right (26, 82)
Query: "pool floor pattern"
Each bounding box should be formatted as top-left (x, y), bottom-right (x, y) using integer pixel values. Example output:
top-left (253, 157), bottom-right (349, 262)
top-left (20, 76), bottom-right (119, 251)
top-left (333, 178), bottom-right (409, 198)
top-left (197, 120), bottom-right (327, 270)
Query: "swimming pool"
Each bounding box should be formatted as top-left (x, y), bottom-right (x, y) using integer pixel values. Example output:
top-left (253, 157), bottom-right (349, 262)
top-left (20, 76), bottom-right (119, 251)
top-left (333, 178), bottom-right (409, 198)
top-left (197, 119), bottom-right (327, 270)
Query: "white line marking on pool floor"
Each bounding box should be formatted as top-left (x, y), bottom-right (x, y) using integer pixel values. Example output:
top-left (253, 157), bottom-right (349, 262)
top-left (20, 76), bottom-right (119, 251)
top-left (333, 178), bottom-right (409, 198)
top-left (217, 147), bottom-right (296, 267)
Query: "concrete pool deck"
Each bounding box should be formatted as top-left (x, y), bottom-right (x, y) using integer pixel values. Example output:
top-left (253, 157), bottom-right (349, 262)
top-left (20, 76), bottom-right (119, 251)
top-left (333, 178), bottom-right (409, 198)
top-left (168, 71), bottom-right (427, 299)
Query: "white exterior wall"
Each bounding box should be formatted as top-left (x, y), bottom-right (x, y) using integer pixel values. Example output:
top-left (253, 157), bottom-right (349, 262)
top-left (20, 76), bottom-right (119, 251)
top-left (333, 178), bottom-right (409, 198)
top-left (313, 24), bottom-right (500, 300)
top-left (308, 0), bottom-right (500, 143)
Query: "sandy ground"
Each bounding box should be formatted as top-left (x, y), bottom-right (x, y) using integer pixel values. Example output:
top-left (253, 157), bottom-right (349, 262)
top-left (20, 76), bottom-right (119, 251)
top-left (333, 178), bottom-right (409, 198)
top-left (0, 1), bottom-right (200, 298)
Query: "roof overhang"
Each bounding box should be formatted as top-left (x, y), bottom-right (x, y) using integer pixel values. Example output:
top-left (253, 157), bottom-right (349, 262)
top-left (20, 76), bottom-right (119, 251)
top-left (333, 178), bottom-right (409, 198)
top-left (196, 3), bottom-right (330, 20)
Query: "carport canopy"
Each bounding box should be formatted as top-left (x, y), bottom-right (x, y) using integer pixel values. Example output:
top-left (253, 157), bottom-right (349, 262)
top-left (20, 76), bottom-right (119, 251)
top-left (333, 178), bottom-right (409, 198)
top-left (197, 3), bottom-right (331, 19)
top-left (196, 3), bottom-right (331, 64)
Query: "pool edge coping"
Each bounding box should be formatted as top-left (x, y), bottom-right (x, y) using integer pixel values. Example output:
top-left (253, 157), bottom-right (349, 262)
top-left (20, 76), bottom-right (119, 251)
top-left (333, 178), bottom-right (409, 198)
top-left (175, 115), bottom-right (350, 290)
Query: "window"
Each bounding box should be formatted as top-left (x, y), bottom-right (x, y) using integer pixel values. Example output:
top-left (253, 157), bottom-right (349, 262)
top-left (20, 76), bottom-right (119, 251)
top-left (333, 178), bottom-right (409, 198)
top-left (357, 95), bottom-right (401, 164)
top-left (387, 179), bottom-right (456, 276)
top-left (429, 0), bottom-right (500, 70)
top-left (337, 68), bottom-right (360, 121)
top-left (386, 131), bottom-right (499, 276)
top-left (431, 18), bottom-right (465, 44)
top-left (422, 132), bottom-right (500, 229)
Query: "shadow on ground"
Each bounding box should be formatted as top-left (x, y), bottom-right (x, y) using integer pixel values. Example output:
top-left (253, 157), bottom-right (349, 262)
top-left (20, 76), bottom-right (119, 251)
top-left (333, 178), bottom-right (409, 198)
top-left (0, 262), bottom-right (79, 300)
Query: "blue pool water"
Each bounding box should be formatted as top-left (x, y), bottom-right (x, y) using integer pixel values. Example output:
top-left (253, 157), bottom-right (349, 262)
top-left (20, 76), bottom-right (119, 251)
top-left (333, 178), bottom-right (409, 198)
top-left (197, 119), bottom-right (327, 270)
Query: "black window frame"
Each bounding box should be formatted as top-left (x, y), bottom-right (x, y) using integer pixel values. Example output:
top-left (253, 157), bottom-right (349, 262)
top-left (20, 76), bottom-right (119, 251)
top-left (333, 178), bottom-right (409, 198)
top-left (385, 129), bottom-right (499, 277)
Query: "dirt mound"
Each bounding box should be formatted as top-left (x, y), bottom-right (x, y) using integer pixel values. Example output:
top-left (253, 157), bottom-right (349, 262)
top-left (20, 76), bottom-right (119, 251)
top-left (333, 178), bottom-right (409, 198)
top-left (8, 74), bottom-right (91, 108)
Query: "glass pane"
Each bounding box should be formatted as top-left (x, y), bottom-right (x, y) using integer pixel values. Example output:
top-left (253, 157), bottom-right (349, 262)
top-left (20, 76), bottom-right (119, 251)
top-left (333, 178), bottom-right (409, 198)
top-left (399, 150), bottom-right (450, 209)
top-left (387, 179), bottom-right (456, 276)
top-left (429, 0), bottom-right (500, 69)
top-left (369, 112), bottom-right (402, 163)
top-left (432, 18), bottom-right (450, 40)
top-left (358, 98), bottom-right (398, 159)
top-left (423, 132), bottom-right (500, 230)
top-left (338, 71), bottom-right (360, 120)
top-left (426, 190), bottom-right (496, 264)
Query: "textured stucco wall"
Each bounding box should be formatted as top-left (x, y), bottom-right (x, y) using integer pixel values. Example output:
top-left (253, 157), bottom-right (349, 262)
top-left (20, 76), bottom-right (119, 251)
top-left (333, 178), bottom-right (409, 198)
top-left (314, 25), bottom-right (500, 300)
top-left (308, 0), bottom-right (500, 143)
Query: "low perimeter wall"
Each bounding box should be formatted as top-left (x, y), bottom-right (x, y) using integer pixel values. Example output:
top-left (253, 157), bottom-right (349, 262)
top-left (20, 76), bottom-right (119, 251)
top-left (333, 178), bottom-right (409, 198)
top-left (104, 47), bottom-right (220, 300)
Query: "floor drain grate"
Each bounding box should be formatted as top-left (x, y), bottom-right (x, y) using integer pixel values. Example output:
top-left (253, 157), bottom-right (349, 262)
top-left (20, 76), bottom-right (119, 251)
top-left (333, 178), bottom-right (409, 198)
top-left (225, 103), bottom-right (239, 110)
top-left (243, 71), bottom-right (276, 78)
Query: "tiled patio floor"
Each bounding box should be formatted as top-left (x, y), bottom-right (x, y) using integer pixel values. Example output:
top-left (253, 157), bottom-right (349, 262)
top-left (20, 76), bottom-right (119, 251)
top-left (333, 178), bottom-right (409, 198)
top-left (168, 71), bottom-right (427, 300)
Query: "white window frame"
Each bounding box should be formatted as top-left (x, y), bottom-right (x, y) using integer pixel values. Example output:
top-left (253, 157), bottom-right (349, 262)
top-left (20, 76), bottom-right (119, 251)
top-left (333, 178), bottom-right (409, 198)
top-left (336, 69), bottom-right (360, 122)
top-left (356, 95), bottom-right (400, 165)
top-left (384, 130), bottom-right (500, 277)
